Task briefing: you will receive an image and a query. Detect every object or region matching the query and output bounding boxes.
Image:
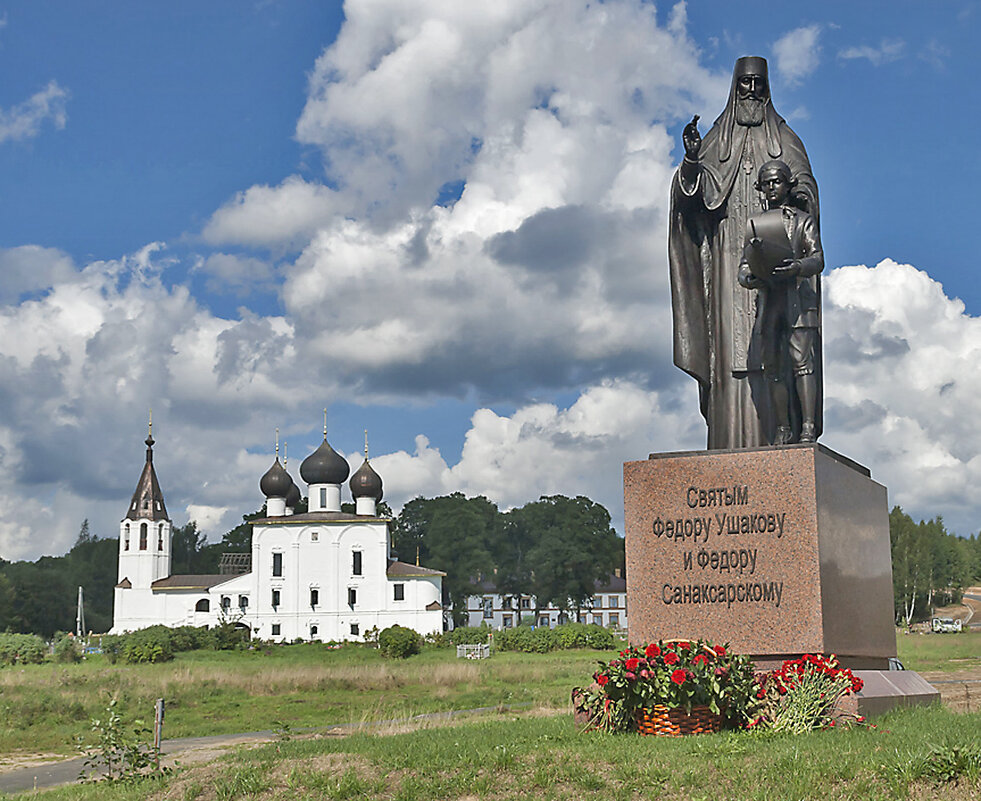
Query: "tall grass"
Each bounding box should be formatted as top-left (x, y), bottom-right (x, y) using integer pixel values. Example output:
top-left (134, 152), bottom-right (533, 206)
top-left (0, 645), bottom-right (609, 757)
top-left (1, 630), bottom-right (975, 765)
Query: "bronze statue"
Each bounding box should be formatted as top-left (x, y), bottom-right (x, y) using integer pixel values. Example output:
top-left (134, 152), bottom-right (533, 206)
top-left (738, 160), bottom-right (823, 443)
top-left (669, 56), bottom-right (822, 448)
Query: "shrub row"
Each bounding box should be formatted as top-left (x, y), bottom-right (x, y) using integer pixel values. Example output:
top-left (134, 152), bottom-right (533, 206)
top-left (0, 632), bottom-right (47, 666)
top-left (496, 622), bottom-right (615, 653)
top-left (101, 623), bottom-right (248, 664)
top-left (443, 622), bottom-right (615, 653)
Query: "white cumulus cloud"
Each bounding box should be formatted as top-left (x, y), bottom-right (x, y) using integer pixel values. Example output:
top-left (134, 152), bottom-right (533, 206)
top-left (202, 176), bottom-right (339, 251)
top-left (0, 81), bottom-right (69, 144)
top-left (773, 24), bottom-right (822, 86)
top-left (838, 38), bottom-right (905, 66)
top-left (822, 260), bottom-right (981, 535)
top-left (6, 1), bottom-right (981, 566)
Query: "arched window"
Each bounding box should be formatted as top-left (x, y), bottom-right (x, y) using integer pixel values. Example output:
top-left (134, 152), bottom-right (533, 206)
top-left (139, 523), bottom-right (148, 551)
top-left (195, 599), bottom-right (210, 612)
top-left (157, 523), bottom-right (164, 551)
top-left (124, 523), bottom-right (130, 551)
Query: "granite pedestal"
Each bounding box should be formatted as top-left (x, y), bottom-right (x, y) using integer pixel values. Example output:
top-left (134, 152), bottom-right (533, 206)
top-left (624, 443), bottom-right (938, 713)
top-left (625, 443), bottom-right (896, 665)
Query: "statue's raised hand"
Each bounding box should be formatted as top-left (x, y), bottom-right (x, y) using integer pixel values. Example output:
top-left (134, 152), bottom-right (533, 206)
top-left (682, 114), bottom-right (701, 159)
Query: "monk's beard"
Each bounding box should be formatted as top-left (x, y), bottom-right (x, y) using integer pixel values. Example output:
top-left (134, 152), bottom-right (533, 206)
top-left (735, 96), bottom-right (765, 126)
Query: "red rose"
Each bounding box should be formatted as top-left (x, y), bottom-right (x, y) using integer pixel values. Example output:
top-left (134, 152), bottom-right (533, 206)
top-left (713, 645), bottom-right (726, 656)
top-left (625, 657), bottom-right (640, 671)
top-left (644, 643), bottom-right (661, 658)
top-left (625, 672), bottom-right (636, 681)
top-left (596, 674), bottom-right (609, 686)
top-left (678, 641), bottom-right (690, 650)
top-left (664, 651), bottom-right (680, 665)
top-left (670, 668), bottom-right (687, 685)
top-left (693, 654), bottom-right (708, 666)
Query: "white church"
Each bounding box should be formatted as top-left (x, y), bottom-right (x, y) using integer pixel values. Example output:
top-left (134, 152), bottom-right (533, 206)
top-left (111, 425), bottom-right (445, 642)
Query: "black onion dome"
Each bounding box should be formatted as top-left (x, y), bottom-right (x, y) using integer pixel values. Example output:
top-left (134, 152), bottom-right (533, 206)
top-left (260, 458), bottom-right (292, 498)
top-left (300, 438), bottom-right (350, 485)
top-left (349, 459), bottom-right (383, 501)
top-left (285, 476), bottom-right (301, 508)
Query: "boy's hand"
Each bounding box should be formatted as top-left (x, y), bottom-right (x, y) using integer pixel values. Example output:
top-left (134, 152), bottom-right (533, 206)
top-left (738, 262), bottom-right (762, 288)
top-left (771, 259), bottom-right (800, 277)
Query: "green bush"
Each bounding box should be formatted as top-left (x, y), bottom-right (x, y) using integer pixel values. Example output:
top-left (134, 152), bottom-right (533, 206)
top-left (498, 625), bottom-right (556, 653)
top-left (0, 632), bottom-right (46, 665)
top-left (169, 625), bottom-right (212, 652)
top-left (100, 635), bottom-right (122, 664)
top-left (378, 625), bottom-right (422, 659)
top-left (449, 626), bottom-right (491, 646)
top-left (553, 622), bottom-right (589, 649)
top-left (424, 630), bottom-right (450, 648)
top-left (54, 635), bottom-right (81, 663)
top-left (102, 623), bottom-right (247, 664)
top-left (583, 623), bottom-right (614, 650)
top-left (120, 626), bottom-right (174, 664)
top-left (493, 622), bottom-right (611, 653)
top-left (211, 623), bottom-right (249, 651)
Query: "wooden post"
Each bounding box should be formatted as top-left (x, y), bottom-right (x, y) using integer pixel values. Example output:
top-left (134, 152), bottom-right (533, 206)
top-left (153, 698), bottom-right (165, 764)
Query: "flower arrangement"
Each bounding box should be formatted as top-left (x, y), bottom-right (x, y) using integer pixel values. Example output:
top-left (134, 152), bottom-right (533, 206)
top-left (748, 654), bottom-right (864, 733)
top-left (574, 639), bottom-right (756, 733)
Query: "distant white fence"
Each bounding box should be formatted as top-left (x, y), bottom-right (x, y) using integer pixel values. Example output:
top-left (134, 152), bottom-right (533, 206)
top-left (456, 643), bottom-right (490, 660)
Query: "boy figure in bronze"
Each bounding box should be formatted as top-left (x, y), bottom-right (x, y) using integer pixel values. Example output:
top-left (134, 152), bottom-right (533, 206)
top-left (738, 159), bottom-right (823, 445)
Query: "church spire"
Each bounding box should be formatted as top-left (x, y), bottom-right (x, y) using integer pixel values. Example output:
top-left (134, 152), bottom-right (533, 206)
top-left (145, 409), bottom-right (154, 463)
top-left (126, 419), bottom-right (169, 522)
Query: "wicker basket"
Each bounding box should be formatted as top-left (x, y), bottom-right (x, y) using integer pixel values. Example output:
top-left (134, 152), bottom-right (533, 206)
top-left (636, 704), bottom-right (723, 737)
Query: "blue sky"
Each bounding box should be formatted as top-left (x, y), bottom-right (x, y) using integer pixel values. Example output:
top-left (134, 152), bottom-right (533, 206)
top-left (2, 0), bottom-right (981, 560)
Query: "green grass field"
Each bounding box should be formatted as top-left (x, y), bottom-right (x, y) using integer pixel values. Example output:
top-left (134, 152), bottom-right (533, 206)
top-left (1, 630), bottom-right (979, 799)
top-left (896, 629), bottom-right (981, 672)
top-left (0, 630), bottom-right (976, 759)
top-left (0, 643), bottom-right (613, 757)
top-left (18, 703), bottom-right (981, 800)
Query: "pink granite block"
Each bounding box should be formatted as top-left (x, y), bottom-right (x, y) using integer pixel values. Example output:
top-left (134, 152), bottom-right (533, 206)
top-left (624, 444), bottom-right (896, 667)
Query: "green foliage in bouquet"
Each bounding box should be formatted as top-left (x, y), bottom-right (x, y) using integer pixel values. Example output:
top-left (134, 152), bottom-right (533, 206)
top-left (574, 639), bottom-right (756, 732)
top-left (748, 654), bottom-right (864, 733)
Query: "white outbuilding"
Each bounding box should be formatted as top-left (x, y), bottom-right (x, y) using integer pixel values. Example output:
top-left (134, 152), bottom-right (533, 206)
top-left (111, 425), bottom-right (445, 642)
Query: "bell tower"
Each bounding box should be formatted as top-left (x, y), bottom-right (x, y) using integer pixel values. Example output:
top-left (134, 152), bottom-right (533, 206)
top-left (117, 414), bottom-right (172, 588)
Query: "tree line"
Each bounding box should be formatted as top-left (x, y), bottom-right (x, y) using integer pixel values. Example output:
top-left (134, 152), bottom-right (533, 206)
top-left (2, 500), bottom-right (978, 637)
top-left (889, 506), bottom-right (981, 625)
top-left (392, 493), bottom-right (623, 625)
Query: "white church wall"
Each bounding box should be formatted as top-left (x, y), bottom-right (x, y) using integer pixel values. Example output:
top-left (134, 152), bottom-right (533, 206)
top-left (112, 433), bottom-right (444, 643)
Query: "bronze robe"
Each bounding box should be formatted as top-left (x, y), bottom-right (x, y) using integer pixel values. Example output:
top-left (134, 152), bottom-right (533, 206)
top-left (669, 101), bottom-right (820, 449)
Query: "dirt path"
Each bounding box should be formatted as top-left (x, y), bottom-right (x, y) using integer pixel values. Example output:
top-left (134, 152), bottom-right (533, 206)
top-left (921, 667), bottom-right (981, 713)
top-left (0, 732), bottom-right (278, 796)
top-left (934, 585), bottom-right (981, 628)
